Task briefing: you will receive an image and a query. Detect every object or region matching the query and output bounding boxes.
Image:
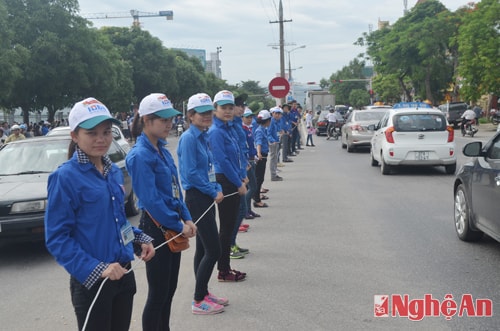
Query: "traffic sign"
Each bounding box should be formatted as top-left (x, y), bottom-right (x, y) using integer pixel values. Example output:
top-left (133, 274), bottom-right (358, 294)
top-left (268, 77), bottom-right (290, 98)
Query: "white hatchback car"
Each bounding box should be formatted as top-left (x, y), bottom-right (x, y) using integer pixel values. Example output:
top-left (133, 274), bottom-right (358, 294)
top-left (370, 105), bottom-right (456, 175)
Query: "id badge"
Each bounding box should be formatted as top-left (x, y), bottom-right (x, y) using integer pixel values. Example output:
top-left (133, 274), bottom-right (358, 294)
top-left (208, 164), bottom-right (216, 183)
top-left (172, 182), bottom-right (180, 199)
top-left (120, 221), bottom-right (134, 246)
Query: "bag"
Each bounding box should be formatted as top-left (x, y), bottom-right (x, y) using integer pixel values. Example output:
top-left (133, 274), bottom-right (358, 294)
top-left (146, 211), bottom-right (190, 253)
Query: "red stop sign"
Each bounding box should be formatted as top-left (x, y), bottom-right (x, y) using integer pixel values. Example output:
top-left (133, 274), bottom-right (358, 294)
top-left (268, 77), bottom-right (290, 98)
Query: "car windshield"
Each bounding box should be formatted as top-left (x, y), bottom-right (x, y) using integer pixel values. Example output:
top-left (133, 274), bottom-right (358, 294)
top-left (393, 113), bottom-right (447, 132)
top-left (354, 111), bottom-right (387, 122)
top-left (0, 139), bottom-right (69, 175)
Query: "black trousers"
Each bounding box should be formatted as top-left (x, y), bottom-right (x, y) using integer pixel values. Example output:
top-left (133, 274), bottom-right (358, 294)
top-left (216, 174), bottom-right (240, 272)
top-left (70, 270), bottom-right (136, 331)
top-left (253, 154), bottom-right (268, 203)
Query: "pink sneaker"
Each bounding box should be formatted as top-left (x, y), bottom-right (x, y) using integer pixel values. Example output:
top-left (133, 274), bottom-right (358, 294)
top-left (207, 292), bottom-right (229, 306)
top-left (192, 297), bottom-right (224, 315)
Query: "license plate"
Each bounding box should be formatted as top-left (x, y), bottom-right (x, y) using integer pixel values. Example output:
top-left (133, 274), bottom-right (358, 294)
top-left (415, 151), bottom-right (429, 160)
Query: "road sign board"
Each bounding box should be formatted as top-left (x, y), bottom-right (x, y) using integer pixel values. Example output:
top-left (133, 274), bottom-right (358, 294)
top-left (268, 77), bottom-right (290, 98)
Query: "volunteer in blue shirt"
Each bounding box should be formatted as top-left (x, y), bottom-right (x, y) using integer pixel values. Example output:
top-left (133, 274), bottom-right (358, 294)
top-left (253, 110), bottom-right (272, 208)
top-left (208, 90), bottom-right (247, 282)
top-left (268, 106), bottom-right (283, 181)
top-left (126, 93), bottom-right (196, 330)
top-left (241, 108), bottom-right (260, 219)
top-left (280, 104), bottom-right (293, 162)
top-left (177, 93), bottom-right (228, 315)
top-left (45, 97), bottom-right (155, 331)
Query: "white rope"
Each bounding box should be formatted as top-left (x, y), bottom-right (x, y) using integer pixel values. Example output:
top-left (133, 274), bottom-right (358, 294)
top-left (82, 191), bottom-right (239, 331)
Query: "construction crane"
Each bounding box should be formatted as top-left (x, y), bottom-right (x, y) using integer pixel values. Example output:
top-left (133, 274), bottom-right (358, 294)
top-left (82, 9), bottom-right (173, 27)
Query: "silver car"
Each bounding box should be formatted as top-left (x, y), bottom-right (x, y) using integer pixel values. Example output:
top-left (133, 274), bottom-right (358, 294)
top-left (341, 109), bottom-right (389, 152)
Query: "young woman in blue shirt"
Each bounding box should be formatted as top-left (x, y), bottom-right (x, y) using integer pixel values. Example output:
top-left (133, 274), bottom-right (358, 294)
top-left (45, 97), bottom-right (155, 331)
top-left (208, 90), bottom-right (247, 282)
top-left (177, 93), bottom-right (228, 314)
top-left (253, 110), bottom-right (272, 208)
top-left (126, 93), bottom-right (196, 330)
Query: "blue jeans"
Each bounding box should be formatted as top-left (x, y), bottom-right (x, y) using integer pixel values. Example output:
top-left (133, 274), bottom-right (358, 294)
top-left (70, 271), bottom-right (136, 331)
top-left (185, 188), bottom-right (221, 302)
top-left (140, 212), bottom-right (181, 331)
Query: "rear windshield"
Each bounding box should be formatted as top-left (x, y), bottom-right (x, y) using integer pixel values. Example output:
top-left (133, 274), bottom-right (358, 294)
top-left (354, 111), bottom-right (387, 122)
top-left (393, 113), bottom-right (447, 132)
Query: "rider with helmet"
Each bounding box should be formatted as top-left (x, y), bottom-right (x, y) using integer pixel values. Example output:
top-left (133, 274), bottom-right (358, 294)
top-left (326, 107), bottom-right (337, 140)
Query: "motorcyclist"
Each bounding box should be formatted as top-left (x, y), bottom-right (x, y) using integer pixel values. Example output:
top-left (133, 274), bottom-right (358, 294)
top-left (461, 108), bottom-right (477, 134)
top-left (326, 107), bottom-right (337, 140)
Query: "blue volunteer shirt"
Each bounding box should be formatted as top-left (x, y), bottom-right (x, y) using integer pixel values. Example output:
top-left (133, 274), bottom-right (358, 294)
top-left (45, 149), bottom-right (151, 289)
top-left (243, 123), bottom-right (257, 160)
top-left (208, 116), bottom-right (242, 188)
top-left (177, 125), bottom-right (222, 198)
top-left (125, 133), bottom-right (191, 233)
top-left (280, 112), bottom-right (291, 133)
top-left (267, 117), bottom-right (281, 143)
top-left (254, 125), bottom-right (269, 154)
top-left (229, 116), bottom-right (248, 179)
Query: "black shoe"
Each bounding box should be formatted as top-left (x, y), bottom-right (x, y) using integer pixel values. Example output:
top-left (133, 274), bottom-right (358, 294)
top-left (271, 176), bottom-right (283, 181)
top-left (283, 159), bottom-right (294, 162)
top-left (311, 144), bottom-right (315, 147)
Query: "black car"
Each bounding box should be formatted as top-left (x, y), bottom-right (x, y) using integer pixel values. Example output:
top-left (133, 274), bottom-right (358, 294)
top-left (453, 132), bottom-right (500, 242)
top-left (0, 136), bottom-right (139, 243)
top-left (438, 102), bottom-right (468, 128)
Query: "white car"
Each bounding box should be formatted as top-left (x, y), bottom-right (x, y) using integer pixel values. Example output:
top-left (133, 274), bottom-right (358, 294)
top-left (370, 106), bottom-right (456, 175)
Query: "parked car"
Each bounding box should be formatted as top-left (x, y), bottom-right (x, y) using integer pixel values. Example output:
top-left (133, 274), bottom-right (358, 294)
top-left (341, 109), bottom-right (390, 152)
top-left (370, 107), bottom-right (456, 175)
top-left (438, 102), bottom-right (468, 128)
top-left (47, 125), bottom-right (131, 153)
top-left (0, 135), bottom-right (138, 243)
top-left (453, 133), bottom-right (500, 242)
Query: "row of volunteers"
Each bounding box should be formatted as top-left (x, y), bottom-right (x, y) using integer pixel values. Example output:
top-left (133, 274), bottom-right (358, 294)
top-left (45, 89), bottom-right (293, 331)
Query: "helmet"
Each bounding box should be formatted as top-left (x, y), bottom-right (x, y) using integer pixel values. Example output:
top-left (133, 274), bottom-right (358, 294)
top-left (11, 124), bottom-right (21, 131)
top-left (348, 107), bottom-right (353, 111)
top-left (20, 124), bottom-right (27, 130)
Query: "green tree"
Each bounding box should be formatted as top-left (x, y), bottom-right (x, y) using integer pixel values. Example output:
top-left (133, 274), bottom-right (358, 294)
top-left (349, 89), bottom-right (370, 109)
top-left (326, 58), bottom-right (367, 105)
top-left (456, 0), bottom-right (500, 102)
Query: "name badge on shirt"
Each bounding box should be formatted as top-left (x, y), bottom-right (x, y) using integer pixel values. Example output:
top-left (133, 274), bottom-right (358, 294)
top-left (208, 163), bottom-right (216, 183)
top-left (172, 180), bottom-right (180, 199)
top-left (121, 221), bottom-right (134, 246)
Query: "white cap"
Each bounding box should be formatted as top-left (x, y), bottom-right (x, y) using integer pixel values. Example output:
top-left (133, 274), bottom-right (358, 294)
top-left (68, 97), bottom-right (120, 132)
top-left (243, 107), bottom-right (254, 117)
top-left (213, 90), bottom-right (235, 106)
top-left (257, 110), bottom-right (271, 120)
top-left (138, 93), bottom-right (181, 118)
top-left (270, 106), bottom-right (283, 113)
top-left (187, 93), bottom-right (215, 113)
top-left (11, 124), bottom-right (21, 130)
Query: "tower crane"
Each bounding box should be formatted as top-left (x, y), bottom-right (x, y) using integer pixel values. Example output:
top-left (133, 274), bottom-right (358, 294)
top-left (82, 9), bottom-right (173, 27)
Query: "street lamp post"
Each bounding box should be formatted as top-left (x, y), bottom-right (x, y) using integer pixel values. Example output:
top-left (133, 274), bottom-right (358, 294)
top-left (287, 45), bottom-right (305, 100)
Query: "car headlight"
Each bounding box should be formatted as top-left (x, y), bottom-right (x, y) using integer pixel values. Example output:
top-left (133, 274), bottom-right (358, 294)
top-left (10, 200), bottom-right (47, 213)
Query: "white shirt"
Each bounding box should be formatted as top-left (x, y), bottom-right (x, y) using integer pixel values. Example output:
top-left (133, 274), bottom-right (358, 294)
top-left (462, 109), bottom-right (476, 120)
top-left (326, 112), bottom-right (337, 123)
top-left (305, 113), bottom-right (313, 127)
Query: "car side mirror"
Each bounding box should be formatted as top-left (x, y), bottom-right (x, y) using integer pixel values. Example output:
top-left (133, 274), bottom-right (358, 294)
top-left (462, 141), bottom-right (483, 157)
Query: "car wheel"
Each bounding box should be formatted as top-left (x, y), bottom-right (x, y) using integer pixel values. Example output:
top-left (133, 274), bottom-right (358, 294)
top-left (370, 150), bottom-right (378, 166)
top-left (445, 163), bottom-right (456, 175)
top-left (347, 143), bottom-right (354, 153)
top-left (381, 154), bottom-right (391, 175)
top-left (454, 184), bottom-right (483, 241)
top-left (125, 190), bottom-right (140, 216)
top-left (341, 135), bottom-right (347, 149)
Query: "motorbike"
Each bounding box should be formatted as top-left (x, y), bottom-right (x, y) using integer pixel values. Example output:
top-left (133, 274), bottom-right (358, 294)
top-left (461, 119), bottom-right (478, 137)
top-left (326, 122), bottom-right (340, 140)
top-left (491, 112), bottom-right (500, 125)
top-left (176, 122), bottom-right (184, 137)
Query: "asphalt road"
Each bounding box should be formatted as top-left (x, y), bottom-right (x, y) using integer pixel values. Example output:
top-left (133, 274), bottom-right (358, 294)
top-left (1, 124), bottom-right (500, 330)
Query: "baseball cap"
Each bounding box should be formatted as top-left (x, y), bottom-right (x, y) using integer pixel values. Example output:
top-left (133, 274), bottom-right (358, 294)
top-left (187, 93), bottom-right (215, 113)
top-left (213, 90), bottom-right (235, 106)
top-left (243, 107), bottom-right (254, 117)
top-left (270, 106), bottom-right (283, 114)
top-left (139, 93), bottom-right (181, 119)
top-left (257, 110), bottom-right (271, 121)
top-left (68, 97), bottom-right (120, 132)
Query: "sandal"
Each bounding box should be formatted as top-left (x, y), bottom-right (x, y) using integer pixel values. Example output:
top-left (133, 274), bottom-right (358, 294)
top-left (260, 188), bottom-right (269, 193)
top-left (253, 202), bottom-right (268, 208)
top-left (260, 195), bottom-right (269, 200)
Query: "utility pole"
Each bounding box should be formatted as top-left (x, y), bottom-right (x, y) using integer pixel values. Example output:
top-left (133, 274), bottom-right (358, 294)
top-left (270, 0), bottom-right (292, 80)
top-left (269, 0), bottom-right (292, 104)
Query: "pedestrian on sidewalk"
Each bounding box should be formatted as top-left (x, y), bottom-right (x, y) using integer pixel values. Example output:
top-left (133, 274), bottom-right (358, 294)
top-left (306, 109), bottom-right (315, 146)
top-left (242, 108), bottom-right (260, 219)
top-left (177, 93), bottom-right (228, 315)
top-left (280, 104), bottom-right (293, 162)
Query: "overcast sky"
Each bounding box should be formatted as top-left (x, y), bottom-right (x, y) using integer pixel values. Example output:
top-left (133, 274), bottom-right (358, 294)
top-left (78, 0), bottom-right (468, 87)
